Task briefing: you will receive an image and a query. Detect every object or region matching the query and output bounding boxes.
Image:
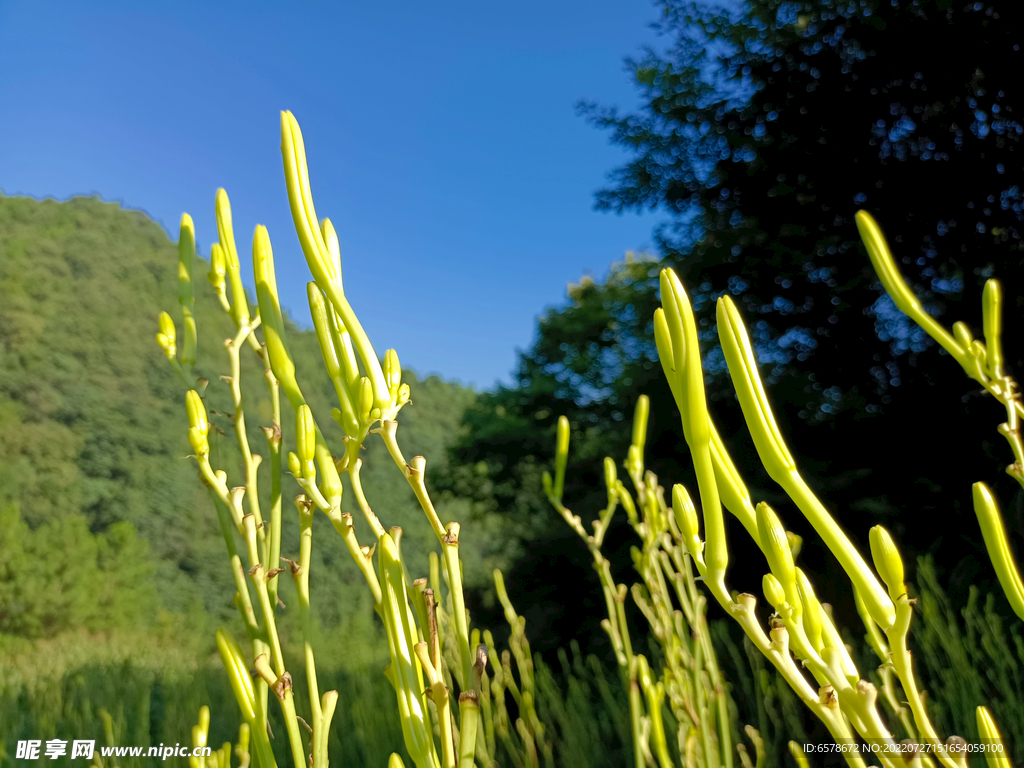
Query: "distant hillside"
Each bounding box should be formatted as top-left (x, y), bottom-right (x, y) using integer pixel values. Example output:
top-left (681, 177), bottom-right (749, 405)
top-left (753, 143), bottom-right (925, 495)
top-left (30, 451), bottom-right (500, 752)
top-left (0, 194), bottom-right (501, 656)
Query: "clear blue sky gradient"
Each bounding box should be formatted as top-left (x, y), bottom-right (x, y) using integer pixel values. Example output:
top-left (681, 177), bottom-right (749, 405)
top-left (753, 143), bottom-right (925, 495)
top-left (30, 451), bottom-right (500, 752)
top-left (0, 1), bottom-right (671, 389)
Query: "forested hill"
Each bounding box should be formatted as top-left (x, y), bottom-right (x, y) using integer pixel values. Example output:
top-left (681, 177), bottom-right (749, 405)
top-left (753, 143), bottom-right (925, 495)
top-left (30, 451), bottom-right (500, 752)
top-left (0, 194), bottom-right (495, 653)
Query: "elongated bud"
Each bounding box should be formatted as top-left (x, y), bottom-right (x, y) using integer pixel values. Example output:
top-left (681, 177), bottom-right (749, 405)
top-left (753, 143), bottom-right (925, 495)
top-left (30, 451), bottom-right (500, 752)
top-left (763, 573), bottom-right (786, 610)
top-left (603, 457), bottom-right (617, 507)
top-left (552, 415), bottom-right (570, 501)
top-left (953, 321), bottom-right (973, 351)
top-left (757, 502), bottom-right (797, 599)
top-left (296, 405), bottom-right (316, 478)
top-left (208, 242), bottom-right (226, 294)
top-left (186, 390), bottom-right (209, 458)
top-left (216, 628), bottom-right (256, 722)
top-left (358, 376), bottom-right (374, 422)
top-left (672, 484), bottom-right (702, 559)
top-left (388, 756), bottom-right (406, 768)
top-left (869, 525), bottom-right (905, 600)
top-left (287, 451), bottom-right (302, 478)
top-left (973, 482), bottom-right (1024, 619)
top-left (976, 706), bottom-right (1005, 767)
top-left (384, 349), bottom-right (402, 401)
top-left (632, 395), bottom-right (649, 454)
top-left (157, 311), bottom-right (177, 360)
top-left (795, 568), bottom-right (823, 653)
top-left (216, 189), bottom-right (249, 328)
top-left (321, 217), bottom-right (343, 288)
top-left (253, 225), bottom-right (302, 405)
top-left (983, 279), bottom-right (1004, 379)
top-left (177, 214), bottom-right (198, 365)
top-left (309, 283), bottom-right (341, 380)
top-left (856, 210), bottom-right (962, 361)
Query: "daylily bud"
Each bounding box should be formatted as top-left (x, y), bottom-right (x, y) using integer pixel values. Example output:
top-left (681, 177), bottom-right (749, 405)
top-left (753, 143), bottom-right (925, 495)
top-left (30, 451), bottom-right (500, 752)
top-left (321, 217), bottom-right (343, 289)
top-left (397, 383), bottom-right (411, 406)
top-left (757, 502), bottom-right (796, 599)
top-left (869, 525), bottom-right (905, 600)
top-left (157, 311), bottom-right (177, 360)
top-left (208, 243), bottom-right (226, 294)
top-left (553, 415), bottom-right (570, 501)
top-left (976, 706), bottom-right (1005, 767)
top-left (631, 395), bottom-right (649, 454)
top-left (388, 755), bottom-right (406, 768)
top-left (358, 376), bottom-right (374, 422)
top-left (603, 457), bottom-right (617, 495)
top-left (953, 321), bottom-right (973, 351)
top-left (983, 279), bottom-right (1004, 379)
top-left (177, 214), bottom-right (198, 365)
top-left (296, 405), bottom-right (316, 478)
top-left (763, 573), bottom-right (786, 610)
top-left (253, 225), bottom-right (302, 406)
top-left (287, 451), bottom-right (302, 478)
top-left (216, 189), bottom-right (249, 328)
top-left (672, 484), bottom-right (702, 559)
top-left (972, 482), bottom-right (1024, 620)
top-left (384, 349), bottom-right (402, 399)
top-left (186, 390), bottom-right (209, 458)
top-left (216, 628), bottom-right (256, 722)
top-left (795, 568), bottom-right (823, 652)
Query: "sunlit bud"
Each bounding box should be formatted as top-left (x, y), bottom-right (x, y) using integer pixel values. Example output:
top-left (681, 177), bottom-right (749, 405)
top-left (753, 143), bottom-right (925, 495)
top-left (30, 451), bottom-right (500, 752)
top-left (253, 225), bottom-right (302, 405)
top-left (788, 742), bottom-right (810, 768)
top-left (672, 484), bottom-right (702, 559)
top-left (976, 707), bottom-right (1005, 768)
top-left (795, 568), bottom-right (822, 652)
top-left (397, 383), bottom-right (411, 406)
top-left (208, 243), bottom-right (226, 293)
top-left (308, 283), bottom-right (341, 380)
top-left (384, 349), bottom-right (402, 399)
top-left (216, 189), bottom-right (249, 328)
top-left (358, 376), bottom-right (374, 421)
top-left (287, 452), bottom-right (302, 478)
top-left (869, 525), bottom-right (905, 600)
top-left (953, 321), bottom-right (973, 350)
top-left (157, 311), bottom-right (177, 360)
top-left (763, 573), bottom-right (786, 610)
top-left (617, 482), bottom-right (638, 525)
top-left (553, 415), bottom-right (570, 501)
top-left (631, 395), bottom-right (649, 453)
top-left (757, 502), bottom-right (796, 598)
top-left (186, 390), bottom-right (209, 458)
top-left (972, 482), bottom-right (1024, 619)
top-left (321, 217), bottom-right (343, 288)
top-left (176, 214), bottom-right (198, 365)
top-left (296, 405), bottom-right (316, 477)
top-left (604, 457), bottom-right (617, 493)
top-left (983, 279), bottom-right (1004, 379)
top-left (388, 755), bottom-right (406, 768)
top-left (653, 308), bottom-right (679, 398)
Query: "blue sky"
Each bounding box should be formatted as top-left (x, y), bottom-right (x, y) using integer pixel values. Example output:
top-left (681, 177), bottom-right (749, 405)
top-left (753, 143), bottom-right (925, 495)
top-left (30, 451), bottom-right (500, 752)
top-left (0, 0), bottom-right (670, 390)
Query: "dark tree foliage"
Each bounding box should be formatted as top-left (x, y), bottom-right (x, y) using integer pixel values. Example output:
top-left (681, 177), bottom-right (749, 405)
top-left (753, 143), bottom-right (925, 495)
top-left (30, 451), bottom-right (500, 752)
top-left (447, 0), bottom-right (1024, 669)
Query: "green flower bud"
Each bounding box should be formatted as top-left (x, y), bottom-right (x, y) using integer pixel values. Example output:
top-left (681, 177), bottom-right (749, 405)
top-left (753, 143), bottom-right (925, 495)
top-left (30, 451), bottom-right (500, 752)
top-left (215, 628), bottom-right (256, 722)
top-left (287, 451), bottom-right (302, 478)
top-left (757, 502), bottom-right (796, 599)
top-left (186, 390), bottom-right (209, 458)
top-left (156, 311), bottom-right (177, 361)
top-left (973, 482), bottom-right (1024, 619)
top-left (603, 456), bottom-right (617, 494)
top-left (553, 415), bottom-right (570, 501)
top-left (358, 376), bottom-right (374, 422)
top-left (763, 573), bottom-right (786, 610)
top-left (178, 213), bottom-right (197, 365)
top-left (388, 755), bottom-right (406, 768)
top-left (976, 706), bottom-right (1004, 766)
top-left (321, 217), bottom-right (343, 289)
top-left (795, 568), bottom-right (822, 653)
top-left (397, 383), bottom-right (411, 406)
top-left (672, 484), bottom-right (702, 559)
top-left (384, 348), bottom-right (402, 403)
top-left (631, 395), bottom-right (649, 454)
top-left (869, 525), bottom-right (905, 600)
top-left (296, 405), bottom-right (316, 478)
top-left (216, 189), bottom-right (249, 328)
top-left (983, 279), bottom-right (1004, 379)
top-left (208, 243), bottom-right (226, 294)
top-left (253, 225), bottom-right (302, 407)
top-left (953, 321), bottom-right (973, 351)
